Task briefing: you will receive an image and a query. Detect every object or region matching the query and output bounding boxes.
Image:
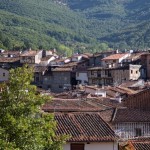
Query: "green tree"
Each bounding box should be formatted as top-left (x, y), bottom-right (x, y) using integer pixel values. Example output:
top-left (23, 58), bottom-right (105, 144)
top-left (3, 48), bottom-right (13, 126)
top-left (0, 65), bottom-right (67, 150)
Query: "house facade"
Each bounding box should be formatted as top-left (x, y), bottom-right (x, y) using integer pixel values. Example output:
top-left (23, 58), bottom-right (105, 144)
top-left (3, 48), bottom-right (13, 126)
top-left (88, 65), bottom-right (142, 86)
top-left (51, 68), bottom-right (75, 92)
top-left (63, 143), bottom-right (117, 150)
top-left (112, 108), bottom-right (150, 140)
top-left (141, 53), bottom-right (150, 79)
top-left (20, 50), bottom-right (43, 64)
top-left (55, 113), bottom-right (118, 150)
top-left (0, 68), bottom-right (9, 82)
top-left (76, 70), bottom-right (88, 85)
top-left (101, 53), bottom-right (130, 68)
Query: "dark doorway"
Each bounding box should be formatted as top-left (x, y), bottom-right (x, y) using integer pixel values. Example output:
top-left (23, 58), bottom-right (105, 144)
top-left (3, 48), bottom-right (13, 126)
top-left (71, 143), bottom-right (84, 150)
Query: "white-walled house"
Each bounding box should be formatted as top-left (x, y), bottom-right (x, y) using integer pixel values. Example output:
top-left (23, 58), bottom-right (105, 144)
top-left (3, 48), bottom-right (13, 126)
top-left (76, 70), bottom-right (88, 85)
top-left (0, 68), bottom-right (9, 82)
top-left (55, 113), bottom-right (118, 150)
top-left (102, 53), bottom-right (130, 68)
top-left (63, 142), bottom-right (118, 150)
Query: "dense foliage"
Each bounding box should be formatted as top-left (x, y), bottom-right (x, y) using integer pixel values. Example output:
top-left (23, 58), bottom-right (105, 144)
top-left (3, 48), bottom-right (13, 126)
top-left (0, 65), bottom-right (67, 150)
top-left (0, 0), bottom-right (150, 51)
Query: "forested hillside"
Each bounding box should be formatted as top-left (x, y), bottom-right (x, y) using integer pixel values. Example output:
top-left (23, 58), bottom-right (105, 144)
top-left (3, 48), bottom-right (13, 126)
top-left (0, 0), bottom-right (150, 52)
top-left (66, 0), bottom-right (150, 49)
top-left (0, 0), bottom-right (96, 54)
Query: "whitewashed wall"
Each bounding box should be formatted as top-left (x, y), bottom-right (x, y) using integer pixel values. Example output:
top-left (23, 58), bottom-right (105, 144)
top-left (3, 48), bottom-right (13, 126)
top-left (76, 72), bottom-right (88, 85)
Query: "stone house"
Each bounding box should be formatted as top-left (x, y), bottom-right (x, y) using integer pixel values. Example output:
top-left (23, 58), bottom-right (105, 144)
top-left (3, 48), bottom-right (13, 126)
top-left (0, 50), bottom-right (21, 68)
top-left (20, 50), bottom-right (43, 64)
top-left (33, 66), bottom-right (48, 87)
top-left (50, 66), bottom-right (77, 93)
top-left (88, 65), bottom-right (142, 86)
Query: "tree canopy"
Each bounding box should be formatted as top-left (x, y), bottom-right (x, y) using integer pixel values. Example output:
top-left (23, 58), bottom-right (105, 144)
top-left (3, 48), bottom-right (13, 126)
top-left (0, 65), bottom-right (66, 150)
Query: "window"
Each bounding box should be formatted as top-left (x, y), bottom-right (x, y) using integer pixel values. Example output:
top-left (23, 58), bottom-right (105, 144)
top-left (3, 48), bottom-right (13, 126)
top-left (35, 77), bottom-right (39, 82)
top-left (3, 73), bottom-right (5, 77)
top-left (136, 71), bottom-right (138, 74)
top-left (59, 85), bottom-right (63, 88)
top-left (135, 128), bottom-right (142, 137)
top-left (71, 143), bottom-right (84, 150)
top-left (131, 70), bottom-right (133, 74)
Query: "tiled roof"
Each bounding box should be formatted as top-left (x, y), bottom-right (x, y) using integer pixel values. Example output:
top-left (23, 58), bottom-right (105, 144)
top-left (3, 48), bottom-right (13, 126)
top-left (87, 66), bottom-right (129, 71)
top-left (1, 50), bottom-right (21, 57)
top-left (52, 67), bottom-right (72, 72)
top-left (129, 141), bottom-right (150, 150)
top-left (88, 67), bottom-right (104, 70)
top-left (102, 53), bottom-right (128, 60)
top-left (55, 113), bottom-right (117, 142)
top-left (125, 52), bottom-right (145, 61)
top-left (33, 66), bottom-right (48, 73)
top-left (42, 98), bottom-right (109, 112)
top-left (88, 97), bottom-right (123, 108)
top-left (21, 50), bottom-right (40, 56)
top-left (63, 62), bottom-right (78, 67)
top-left (112, 108), bottom-right (150, 123)
top-left (99, 108), bottom-right (115, 122)
top-left (119, 80), bottom-right (140, 88)
top-left (0, 57), bottom-right (20, 63)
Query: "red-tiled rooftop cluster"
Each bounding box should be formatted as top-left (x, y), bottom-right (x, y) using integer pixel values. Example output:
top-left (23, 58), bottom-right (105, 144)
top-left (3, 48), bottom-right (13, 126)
top-left (42, 98), bottom-right (109, 112)
top-left (102, 53), bottom-right (128, 60)
top-left (55, 113), bottom-right (117, 142)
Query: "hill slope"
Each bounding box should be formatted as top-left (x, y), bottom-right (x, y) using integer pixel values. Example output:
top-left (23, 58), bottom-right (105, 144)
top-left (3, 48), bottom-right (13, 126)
top-left (0, 0), bottom-right (150, 51)
top-left (0, 0), bottom-right (94, 53)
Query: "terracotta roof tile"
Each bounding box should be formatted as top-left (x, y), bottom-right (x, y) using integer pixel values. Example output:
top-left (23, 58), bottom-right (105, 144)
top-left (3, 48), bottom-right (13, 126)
top-left (33, 66), bottom-right (48, 73)
top-left (130, 141), bottom-right (150, 150)
top-left (102, 53), bottom-right (128, 60)
top-left (99, 108), bottom-right (115, 122)
top-left (52, 67), bottom-right (72, 72)
top-left (1, 50), bottom-right (21, 57)
top-left (0, 57), bottom-right (20, 63)
top-left (55, 113), bottom-right (117, 142)
top-left (21, 50), bottom-right (40, 56)
top-left (113, 108), bottom-right (150, 122)
top-left (42, 98), bottom-right (109, 112)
